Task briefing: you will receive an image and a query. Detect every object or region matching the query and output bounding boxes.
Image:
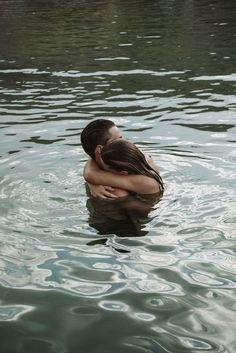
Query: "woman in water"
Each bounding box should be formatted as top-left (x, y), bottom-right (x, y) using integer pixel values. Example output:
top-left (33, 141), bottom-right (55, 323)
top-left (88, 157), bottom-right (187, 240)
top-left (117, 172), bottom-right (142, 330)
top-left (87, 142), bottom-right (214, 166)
top-left (84, 139), bottom-right (164, 196)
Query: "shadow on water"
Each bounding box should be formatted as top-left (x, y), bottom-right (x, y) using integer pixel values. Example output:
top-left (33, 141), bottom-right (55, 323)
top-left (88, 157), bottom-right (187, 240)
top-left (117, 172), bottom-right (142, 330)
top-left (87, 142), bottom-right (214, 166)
top-left (86, 188), bottom-right (162, 238)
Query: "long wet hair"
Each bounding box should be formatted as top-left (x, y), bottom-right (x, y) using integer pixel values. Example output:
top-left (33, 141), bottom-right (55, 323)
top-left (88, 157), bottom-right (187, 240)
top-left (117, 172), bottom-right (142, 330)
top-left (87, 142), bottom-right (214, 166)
top-left (81, 119), bottom-right (115, 159)
top-left (101, 139), bottom-right (164, 193)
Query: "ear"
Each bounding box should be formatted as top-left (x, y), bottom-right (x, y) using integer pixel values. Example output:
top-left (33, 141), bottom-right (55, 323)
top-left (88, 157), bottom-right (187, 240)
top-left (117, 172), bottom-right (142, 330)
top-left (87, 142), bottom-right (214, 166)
top-left (95, 144), bottom-right (103, 156)
top-left (94, 145), bottom-right (103, 165)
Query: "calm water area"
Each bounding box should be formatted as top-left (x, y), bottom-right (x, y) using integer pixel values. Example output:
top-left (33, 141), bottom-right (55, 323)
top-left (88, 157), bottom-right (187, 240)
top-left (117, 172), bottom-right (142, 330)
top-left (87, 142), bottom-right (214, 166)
top-left (0, 0), bottom-right (236, 352)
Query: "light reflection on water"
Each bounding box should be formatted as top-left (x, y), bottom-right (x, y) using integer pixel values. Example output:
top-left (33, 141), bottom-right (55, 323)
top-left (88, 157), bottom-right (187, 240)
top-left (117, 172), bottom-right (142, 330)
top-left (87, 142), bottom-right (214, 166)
top-left (0, 0), bottom-right (236, 352)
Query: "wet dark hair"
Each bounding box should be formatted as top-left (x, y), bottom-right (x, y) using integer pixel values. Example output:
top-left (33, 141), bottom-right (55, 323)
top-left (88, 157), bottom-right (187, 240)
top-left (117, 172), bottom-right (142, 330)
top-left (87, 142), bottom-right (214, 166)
top-left (81, 119), bottom-right (115, 159)
top-left (101, 139), bottom-right (164, 193)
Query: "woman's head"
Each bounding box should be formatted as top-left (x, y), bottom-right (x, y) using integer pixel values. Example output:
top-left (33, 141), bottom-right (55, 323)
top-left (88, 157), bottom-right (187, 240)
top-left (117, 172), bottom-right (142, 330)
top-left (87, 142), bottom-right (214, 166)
top-left (101, 140), bottom-right (147, 173)
top-left (101, 139), bottom-right (164, 192)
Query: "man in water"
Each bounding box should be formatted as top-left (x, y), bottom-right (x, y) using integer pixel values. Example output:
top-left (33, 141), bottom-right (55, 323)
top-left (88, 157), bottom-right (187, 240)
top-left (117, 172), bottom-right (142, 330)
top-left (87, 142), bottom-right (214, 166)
top-left (81, 119), bottom-right (124, 198)
top-left (81, 119), bottom-right (162, 237)
top-left (81, 119), bottom-right (160, 198)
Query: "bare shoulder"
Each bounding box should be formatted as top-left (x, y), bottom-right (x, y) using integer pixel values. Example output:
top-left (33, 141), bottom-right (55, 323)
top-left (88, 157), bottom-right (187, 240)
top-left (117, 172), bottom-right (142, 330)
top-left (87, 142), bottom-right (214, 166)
top-left (145, 154), bottom-right (160, 173)
top-left (126, 174), bottom-right (160, 194)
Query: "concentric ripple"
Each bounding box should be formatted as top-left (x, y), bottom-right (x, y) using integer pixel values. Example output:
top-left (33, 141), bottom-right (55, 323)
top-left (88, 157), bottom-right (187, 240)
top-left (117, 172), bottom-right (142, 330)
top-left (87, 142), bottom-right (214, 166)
top-left (1, 0), bottom-right (236, 352)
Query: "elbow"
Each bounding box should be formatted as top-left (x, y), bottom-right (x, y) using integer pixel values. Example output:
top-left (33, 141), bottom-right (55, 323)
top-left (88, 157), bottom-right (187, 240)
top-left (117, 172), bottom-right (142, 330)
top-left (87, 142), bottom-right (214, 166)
top-left (141, 178), bottom-right (160, 194)
top-left (84, 170), bottom-right (94, 184)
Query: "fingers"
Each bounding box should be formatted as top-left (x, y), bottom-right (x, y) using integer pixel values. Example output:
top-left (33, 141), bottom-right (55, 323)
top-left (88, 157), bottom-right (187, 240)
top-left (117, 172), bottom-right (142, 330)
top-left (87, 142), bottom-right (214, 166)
top-left (90, 186), bottom-right (117, 199)
top-left (93, 191), bottom-right (118, 199)
top-left (104, 192), bottom-right (118, 199)
top-left (104, 186), bottom-right (115, 192)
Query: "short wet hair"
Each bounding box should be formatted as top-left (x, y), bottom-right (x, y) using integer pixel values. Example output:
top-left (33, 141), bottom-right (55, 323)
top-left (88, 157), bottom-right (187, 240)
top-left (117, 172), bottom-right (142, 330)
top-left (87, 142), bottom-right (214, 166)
top-left (81, 119), bottom-right (115, 159)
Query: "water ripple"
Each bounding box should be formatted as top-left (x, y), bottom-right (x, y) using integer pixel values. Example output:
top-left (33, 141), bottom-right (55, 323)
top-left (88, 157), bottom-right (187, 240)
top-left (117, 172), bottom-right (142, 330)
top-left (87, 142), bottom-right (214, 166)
top-left (1, 1), bottom-right (236, 351)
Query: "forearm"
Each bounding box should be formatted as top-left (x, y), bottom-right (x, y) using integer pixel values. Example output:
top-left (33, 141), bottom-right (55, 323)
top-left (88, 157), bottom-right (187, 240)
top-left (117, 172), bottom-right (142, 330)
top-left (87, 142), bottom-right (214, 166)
top-left (84, 160), bottom-right (129, 198)
top-left (83, 158), bottom-right (159, 195)
top-left (84, 159), bottom-right (121, 186)
top-left (85, 165), bottom-right (158, 194)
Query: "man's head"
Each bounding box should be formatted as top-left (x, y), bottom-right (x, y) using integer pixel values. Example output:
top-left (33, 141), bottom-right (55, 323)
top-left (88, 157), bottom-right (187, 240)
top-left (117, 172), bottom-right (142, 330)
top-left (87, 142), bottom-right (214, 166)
top-left (80, 119), bottom-right (122, 160)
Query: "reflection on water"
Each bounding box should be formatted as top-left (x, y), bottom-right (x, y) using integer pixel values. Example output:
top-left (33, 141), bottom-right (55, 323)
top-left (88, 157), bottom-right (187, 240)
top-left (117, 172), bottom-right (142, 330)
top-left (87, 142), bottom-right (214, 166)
top-left (87, 192), bottom-right (162, 237)
top-left (0, 0), bottom-right (236, 352)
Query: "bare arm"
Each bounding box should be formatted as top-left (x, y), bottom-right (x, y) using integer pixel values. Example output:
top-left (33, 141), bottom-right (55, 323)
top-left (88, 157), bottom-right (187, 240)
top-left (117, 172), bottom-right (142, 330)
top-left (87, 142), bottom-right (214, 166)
top-left (84, 160), bottom-right (129, 198)
top-left (84, 159), bottom-right (160, 195)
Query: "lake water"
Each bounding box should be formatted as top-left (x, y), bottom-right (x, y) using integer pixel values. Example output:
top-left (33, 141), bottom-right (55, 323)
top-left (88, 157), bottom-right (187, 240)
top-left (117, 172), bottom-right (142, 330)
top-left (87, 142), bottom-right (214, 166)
top-left (0, 1), bottom-right (236, 352)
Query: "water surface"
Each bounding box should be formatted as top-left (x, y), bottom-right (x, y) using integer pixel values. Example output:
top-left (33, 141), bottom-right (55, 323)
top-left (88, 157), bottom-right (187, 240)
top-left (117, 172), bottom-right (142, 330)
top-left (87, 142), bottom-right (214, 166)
top-left (0, 1), bottom-right (236, 352)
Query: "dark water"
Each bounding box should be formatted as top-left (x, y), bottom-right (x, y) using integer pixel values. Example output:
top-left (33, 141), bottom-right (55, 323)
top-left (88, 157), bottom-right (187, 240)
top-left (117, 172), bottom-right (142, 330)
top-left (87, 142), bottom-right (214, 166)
top-left (1, 1), bottom-right (236, 352)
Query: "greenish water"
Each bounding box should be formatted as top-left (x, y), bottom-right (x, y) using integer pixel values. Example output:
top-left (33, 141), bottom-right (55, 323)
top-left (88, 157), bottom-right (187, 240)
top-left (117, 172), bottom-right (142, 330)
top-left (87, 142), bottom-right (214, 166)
top-left (0, 1), bottom-right (236, 352)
